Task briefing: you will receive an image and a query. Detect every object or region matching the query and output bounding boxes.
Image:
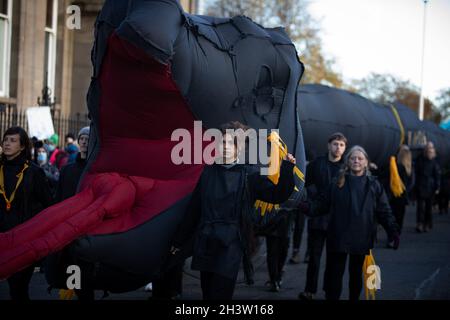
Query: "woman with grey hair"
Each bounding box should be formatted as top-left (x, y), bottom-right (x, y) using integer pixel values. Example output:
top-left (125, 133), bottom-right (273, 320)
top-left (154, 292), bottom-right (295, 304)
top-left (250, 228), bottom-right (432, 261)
top-left (304, 145), bottom-right (399, 300)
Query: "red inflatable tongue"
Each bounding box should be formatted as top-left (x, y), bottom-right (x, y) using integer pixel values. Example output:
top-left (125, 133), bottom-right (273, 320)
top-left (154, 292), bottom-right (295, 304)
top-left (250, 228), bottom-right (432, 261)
top-left (0, 33), bottom-right (205, 280)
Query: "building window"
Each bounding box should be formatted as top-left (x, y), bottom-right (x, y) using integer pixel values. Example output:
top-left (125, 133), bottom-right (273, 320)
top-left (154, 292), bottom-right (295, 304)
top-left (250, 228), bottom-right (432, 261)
top-left (0, 0), bottom-right (12, 97)
top-left (44, 0), bottom-right (58, 99)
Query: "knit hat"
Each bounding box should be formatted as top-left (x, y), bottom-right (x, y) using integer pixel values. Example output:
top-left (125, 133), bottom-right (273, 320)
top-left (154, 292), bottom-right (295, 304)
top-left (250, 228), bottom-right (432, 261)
top-left (78, 126), bottom-right (90, 141)
top-left (49, 134), bottom-right (59, 146)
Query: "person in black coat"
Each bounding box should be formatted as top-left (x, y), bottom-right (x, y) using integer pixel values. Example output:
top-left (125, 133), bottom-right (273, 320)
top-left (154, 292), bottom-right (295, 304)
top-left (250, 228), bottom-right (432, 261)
top-left (0, 127), bottom-right (53, 300)
top-left (263, 206), bottom-right (294, 292)
top-left (298, 132), bottom-right (347, 300)
top-left (438, 163), bottom-right (450, 215)
top-left (415, 142), bottom-right (440, 233)
top-left (55, 127), bottom-right (89, 202)
top-left (51, 126), bottom-right (91, 300)
top-left (169, 121), bottom-right (296, 300)
top-left (304, 145), bottom-right (399, 301)
top-left (384, 145), bottom-right (415, 244)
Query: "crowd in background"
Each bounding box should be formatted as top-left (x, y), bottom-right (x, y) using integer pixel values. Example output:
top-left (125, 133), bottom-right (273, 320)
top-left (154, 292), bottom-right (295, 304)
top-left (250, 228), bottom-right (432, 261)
top-left (0, 122), bottom-right (449, 301)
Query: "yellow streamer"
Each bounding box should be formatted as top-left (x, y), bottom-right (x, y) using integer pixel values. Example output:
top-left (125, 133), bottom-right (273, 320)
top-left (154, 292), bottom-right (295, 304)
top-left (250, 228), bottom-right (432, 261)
top-left (59, 289), bottom-right (75, 300)
top-left (363, 250), bottom-right (380, 300)
top-left (390, 156), bottom-right (406, 198)
top-left (390, 104), bottom-right (405, 147)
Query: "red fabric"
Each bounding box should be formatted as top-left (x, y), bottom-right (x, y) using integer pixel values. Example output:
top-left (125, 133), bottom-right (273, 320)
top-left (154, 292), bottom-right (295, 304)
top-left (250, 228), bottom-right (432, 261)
top-left (49, 148), bottom-right (61, 166)
top-left (0, 33), bottom-right (206, 279)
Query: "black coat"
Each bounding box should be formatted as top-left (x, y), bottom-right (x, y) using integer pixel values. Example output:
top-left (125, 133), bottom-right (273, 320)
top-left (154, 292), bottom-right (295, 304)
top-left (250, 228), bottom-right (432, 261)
top-left (172, 160), bottom-right (295, 279)
top-left (0, 154), bottom-right (53, 232)
top-left (55, 154), bottom-right (87, 202)
top-left (310, 174), bottom-right (398, 255)
top-left (305, 155), bottom-right (343, 231)
top-left (440, 165), bottom-right (450, 197)
top-left (414, 155), bottom-right (440, 199)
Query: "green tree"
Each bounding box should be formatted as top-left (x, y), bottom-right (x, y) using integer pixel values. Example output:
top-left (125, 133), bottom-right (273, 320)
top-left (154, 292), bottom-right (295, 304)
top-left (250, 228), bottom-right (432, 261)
top-left (353, 72), bottom-right (441, 123)
top-left (205, 0), bottom-right (343, 87)
top-left (435, 88), bottom-right (450, 121)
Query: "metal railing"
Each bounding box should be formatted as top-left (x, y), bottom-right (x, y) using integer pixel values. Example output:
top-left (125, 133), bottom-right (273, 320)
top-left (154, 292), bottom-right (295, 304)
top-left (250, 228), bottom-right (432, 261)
top-left (0, 100), bottom-right (89, 146)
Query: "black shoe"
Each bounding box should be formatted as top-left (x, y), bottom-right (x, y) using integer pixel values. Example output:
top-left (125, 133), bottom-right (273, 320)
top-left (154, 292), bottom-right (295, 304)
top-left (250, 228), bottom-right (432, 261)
top-left (289, 251), bottom-right (301, 264)
top-left (416, 224), bottom-right (424, 233)
top-left (304, 253), bottom-right (310, 264)
top-left (269, 282), bottom-right (280, 292)
top-left (298, 291), bottom-right (314, 300)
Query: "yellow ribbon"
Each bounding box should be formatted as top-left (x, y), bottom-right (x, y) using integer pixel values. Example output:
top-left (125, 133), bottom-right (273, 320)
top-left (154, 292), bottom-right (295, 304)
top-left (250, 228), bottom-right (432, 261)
top-left (363, 250), bottom-right (380, 300)
top-left (253, 132), bottom-right (305, 216)
top-left (389, 156), bottom-right (406, 198)
top-left (390, 104), bottom-right (405, 147)
top-left (267, 131), bottom-right (305, 185)
top-left (0, 162), bottom-right (29, 211)
top-left (59, 289), bottom-right (75, 300)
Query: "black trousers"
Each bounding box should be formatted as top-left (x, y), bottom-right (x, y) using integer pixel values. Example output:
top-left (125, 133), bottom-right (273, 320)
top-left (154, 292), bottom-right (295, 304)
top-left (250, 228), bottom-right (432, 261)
top-left (390, 198), bottom-right (406, 233)
top-left (324, 251), bottom-right (365, 301)
top-left (266, 234), bottom-right (290, 283)
top-left (7, 265), bottom-right (35, 300)
top-left (291, 209), bottom-right (306, 251)
top-left (438, 193), bottom-right (449, 214)
top-left (304, 229), bottom-right (327, 294)
top-left (152, 263), bottom-right (184, 299)
top-left (200, 271), bottom-right (237, 300)
top-left (417, 197), bottom-right (433, 228)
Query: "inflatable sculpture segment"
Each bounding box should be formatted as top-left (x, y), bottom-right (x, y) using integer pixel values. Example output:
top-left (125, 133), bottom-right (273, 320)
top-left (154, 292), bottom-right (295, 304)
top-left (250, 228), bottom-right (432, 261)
top-left (0, 0), bottom-right (306, 292)
top-left (298, 84), bottom-right (450, 166)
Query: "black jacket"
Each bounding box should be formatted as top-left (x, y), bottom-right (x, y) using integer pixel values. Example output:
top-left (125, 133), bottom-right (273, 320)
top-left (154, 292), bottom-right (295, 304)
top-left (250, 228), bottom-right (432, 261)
top-left (414, 155), bottom-right (440, 199)
top-left (305, 155), bottom-right (343, 231)
top-left (310, 174), bottom-right (398, 255)
top-left (172, 160), bottom-right (295, 279)
top-left (55, 154), bottom-right (86, 202)
top-left (0, 154), bottom-right (53, 232)
top-left (440, 165), bottom-right (450, 197)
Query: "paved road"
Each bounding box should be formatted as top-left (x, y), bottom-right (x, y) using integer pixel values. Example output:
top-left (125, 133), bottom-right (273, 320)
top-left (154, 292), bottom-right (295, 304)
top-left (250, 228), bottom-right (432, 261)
top-left (1, 205), bottom-right (449, 300)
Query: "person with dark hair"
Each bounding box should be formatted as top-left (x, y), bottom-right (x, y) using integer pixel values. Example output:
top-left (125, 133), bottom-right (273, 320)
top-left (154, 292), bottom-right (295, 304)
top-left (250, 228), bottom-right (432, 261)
top-left (298, 132), bottom-right (347, 301)
top-left (264, 205), bottom-right (294, 292)
top-left (0, 126), bottom-right (53, 300)
top-left (169, 121), bottom-right (296, 300)
top-left (35, 141), bottom-right (60, 196)
top-left (30, 136), bottom-right (39, 163)
top-left (304, 145), bottom-right (399, 301)
top-left (415, 142), bottom-right (441, 233)
top-left (65, 132), bottom-right (80, 164)
top-left (65, 133), bottom-right (76, 145)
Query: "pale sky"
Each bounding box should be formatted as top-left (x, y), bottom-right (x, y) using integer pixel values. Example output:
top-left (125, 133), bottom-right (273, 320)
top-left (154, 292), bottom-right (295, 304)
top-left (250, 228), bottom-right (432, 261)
top-left (308, 0), bottom-right (450, 103)
top-left (198, 0), bottom-right (450, 103)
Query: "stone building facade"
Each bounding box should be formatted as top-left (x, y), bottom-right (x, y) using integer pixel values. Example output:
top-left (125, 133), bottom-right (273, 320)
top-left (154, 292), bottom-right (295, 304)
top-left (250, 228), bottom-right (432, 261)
top-left (0, 0), bottom-right (197, 117)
